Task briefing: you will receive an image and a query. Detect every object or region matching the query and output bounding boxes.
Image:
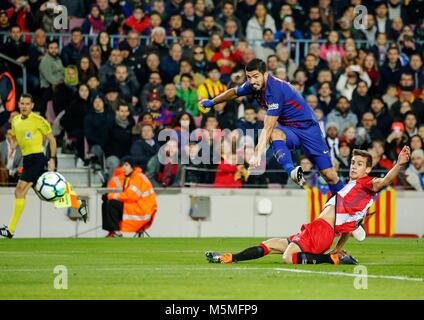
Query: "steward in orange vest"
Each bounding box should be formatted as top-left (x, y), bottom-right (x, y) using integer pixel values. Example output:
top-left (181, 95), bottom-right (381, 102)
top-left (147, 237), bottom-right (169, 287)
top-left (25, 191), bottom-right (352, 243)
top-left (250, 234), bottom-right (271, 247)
top-left (102, 156), bottom-right (157, 237)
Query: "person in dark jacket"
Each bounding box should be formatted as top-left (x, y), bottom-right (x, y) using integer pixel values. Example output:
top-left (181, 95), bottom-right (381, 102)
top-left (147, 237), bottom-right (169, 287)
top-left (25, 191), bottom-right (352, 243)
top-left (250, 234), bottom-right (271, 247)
top-left (350, 81), bottom-right (372, 120)
top-left (104, 102), bottom-right (135, 179)
top-left (236, 105), bottom-right (260, 145)
top-left (370, 95), bottom-right (393, 137)
top-left (61, 84), bottom-right (91, 161)
top-left (379, 46), bottom-right (404, 93)
top-left (60, 27), bottom-right (89, 67)
top-left (84, 95), bottom-right (114, 168)
top-left (130, 123), bottom-right (160, 172)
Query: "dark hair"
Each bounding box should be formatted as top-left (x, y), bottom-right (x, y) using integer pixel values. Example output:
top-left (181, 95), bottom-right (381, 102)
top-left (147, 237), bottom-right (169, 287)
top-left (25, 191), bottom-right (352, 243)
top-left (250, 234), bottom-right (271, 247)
top-left (244, 105), bottom-right (256, 112)
top-left (117, 101), bottom-right (129, 110)
top-left (20, 93), bottom-right (34, 103)
top-left (173, 112), bottom-right (197, 132)
top-left (318, 81), bottom-right (332, 90)
top-left (403, 111), bottom-right (417, 120)
top-left (245, 58), bottom-right (267, 73)
top-left (262, 28), bottom-right (273, 36)
top-left (47, 39), bottom-right (59, 47)
top-left (336, 96), bottom-right (349, 104)
top-left (180, 73), bottom-right (193, 81)
top-left (352, 149), bottom-right (373, 168)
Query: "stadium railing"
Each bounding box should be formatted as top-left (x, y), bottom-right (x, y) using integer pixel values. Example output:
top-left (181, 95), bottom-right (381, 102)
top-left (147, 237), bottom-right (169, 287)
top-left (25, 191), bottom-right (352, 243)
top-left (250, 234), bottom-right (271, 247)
top-left (0, 52), bottom-right (27, 94)
top-left (3, 31), bottom-right (422, 66)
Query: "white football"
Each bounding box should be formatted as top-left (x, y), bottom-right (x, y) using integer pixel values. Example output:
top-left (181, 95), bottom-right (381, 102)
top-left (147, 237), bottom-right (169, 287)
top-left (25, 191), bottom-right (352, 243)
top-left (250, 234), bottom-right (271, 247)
top-left (35, 172), bottom-right (67, 202)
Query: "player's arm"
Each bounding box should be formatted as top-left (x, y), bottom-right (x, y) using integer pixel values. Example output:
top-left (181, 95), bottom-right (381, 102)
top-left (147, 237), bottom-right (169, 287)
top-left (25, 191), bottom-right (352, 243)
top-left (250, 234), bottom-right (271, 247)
top-left (372, 146), bottom-right (411, 192)
top-left (329, 232), bottom-right (351, 254)
top-left (45, 132), bottom-right (57, 171)
top-left (199, 81), bottom-right (252, 112)
top-left (250, 115), bottom-right (278, 168)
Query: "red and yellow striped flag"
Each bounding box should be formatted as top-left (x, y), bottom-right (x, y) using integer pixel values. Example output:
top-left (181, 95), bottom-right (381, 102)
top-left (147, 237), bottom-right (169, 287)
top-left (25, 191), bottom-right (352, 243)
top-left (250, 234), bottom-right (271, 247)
top-left (305, 186), bottom-right (396, 237)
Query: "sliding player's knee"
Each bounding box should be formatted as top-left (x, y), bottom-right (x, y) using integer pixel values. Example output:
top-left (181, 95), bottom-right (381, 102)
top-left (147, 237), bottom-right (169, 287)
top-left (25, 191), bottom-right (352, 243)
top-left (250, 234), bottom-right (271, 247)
top-left (262, 238), bottom-right (284, 253)
top-left (15, 185), bottom-right (26, 198)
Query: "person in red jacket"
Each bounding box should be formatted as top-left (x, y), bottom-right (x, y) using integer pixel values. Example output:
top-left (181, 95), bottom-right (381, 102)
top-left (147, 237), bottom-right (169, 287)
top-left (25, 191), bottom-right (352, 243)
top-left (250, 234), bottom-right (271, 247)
top-left (214, 149), bottom-right (248, 188)
top-left (123, 7), bottom-right (150, 34)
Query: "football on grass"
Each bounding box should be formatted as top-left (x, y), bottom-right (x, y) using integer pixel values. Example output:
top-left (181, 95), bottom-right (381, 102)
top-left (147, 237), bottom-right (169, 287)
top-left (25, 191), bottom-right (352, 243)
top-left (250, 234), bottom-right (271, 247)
top-left (35, 172), bottom-right (67, 202)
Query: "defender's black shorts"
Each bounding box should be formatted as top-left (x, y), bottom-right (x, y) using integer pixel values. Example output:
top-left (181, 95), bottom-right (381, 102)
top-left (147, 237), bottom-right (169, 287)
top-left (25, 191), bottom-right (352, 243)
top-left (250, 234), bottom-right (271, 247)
top-left (20, 153), bottom-right (47, 184)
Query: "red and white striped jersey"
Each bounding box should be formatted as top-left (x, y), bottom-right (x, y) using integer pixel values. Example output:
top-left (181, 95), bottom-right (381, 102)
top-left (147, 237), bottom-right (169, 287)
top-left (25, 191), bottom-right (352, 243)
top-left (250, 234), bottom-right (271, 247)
top-left (325, 176), bottom-right (378, 233)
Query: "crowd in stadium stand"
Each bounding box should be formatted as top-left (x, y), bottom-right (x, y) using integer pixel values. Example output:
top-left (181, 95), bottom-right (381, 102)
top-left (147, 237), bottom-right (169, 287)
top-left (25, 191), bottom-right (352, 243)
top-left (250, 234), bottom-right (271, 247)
top-left (0, 0), bottom-right (423, 191)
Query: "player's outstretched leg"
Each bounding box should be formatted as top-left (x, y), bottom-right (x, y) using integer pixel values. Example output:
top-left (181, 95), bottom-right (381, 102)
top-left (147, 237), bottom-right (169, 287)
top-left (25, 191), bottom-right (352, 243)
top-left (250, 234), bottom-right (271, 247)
top-left (291, 252), bottom-right (358, 265)
top-left (271, 130), bottom-right (305, 186)
top-left (206, 239), bottom-right (288, 264)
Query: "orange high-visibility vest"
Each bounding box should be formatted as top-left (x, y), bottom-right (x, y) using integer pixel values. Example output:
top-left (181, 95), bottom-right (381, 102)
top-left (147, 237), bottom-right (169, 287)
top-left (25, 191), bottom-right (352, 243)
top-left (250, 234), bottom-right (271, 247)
top-left (0, 72), bottom-right (16, 112)
top-left (107, 167), bottom-right (157, 233)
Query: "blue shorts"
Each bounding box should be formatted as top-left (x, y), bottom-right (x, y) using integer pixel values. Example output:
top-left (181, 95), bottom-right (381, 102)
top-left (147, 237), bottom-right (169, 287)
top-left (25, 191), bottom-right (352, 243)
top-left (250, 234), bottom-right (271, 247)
top-left (274, 123), bottom-right (332, 171)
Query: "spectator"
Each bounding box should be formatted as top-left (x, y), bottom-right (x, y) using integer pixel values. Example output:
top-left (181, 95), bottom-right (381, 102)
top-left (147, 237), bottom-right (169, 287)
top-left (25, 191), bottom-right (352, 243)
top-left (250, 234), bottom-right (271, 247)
top-left (210, 41), bottom-right (237, 82)
top-left (336, 65), bottom-right (371, 101)
top-left (183, 141), bottom-right (207, 186)
top-left (334, 139), bottom-right (351, 179)
top-left (319, 30), bottom-right (345, 62)
top-left (145, 91), bottom-right (174, 130)
top-left (214, 152), bottom-right (244, 189)
top-left (287, 155), bottom-right (318, 189)
top-left (140, 71), bottom-right (164, 109)
top-left (408, 134), bottom-right (424, 152)
top-left (176, 73), bottom-right (199, 116)
top-left (166, 13), bottom-right (183, 39)
top-left (141, 53), bottom-right (163, 88)
top-left (196, 13), bottom-right (224, 38)
top-left (162, 83), bottom-right (185, 115)
top-left (146, 138), bottom-right (183, 188)
top-left (174, 58), bottom-right (206, 88)
top-left (160, 43), bottom-right (183, 84)
top-left (52, 65), bottom-right (79, 115)
top-left (60, 84), bottom-right (91, 163)
top-left (357, 112), bottom-right (385, 147)
top-left (89, 44), bottom-right (102, 69)
top-left (197, 63), bottom-right (227, 102)
top-left (179, 29), bottom-right (196, 60)
top-left (147, 27), bottom-right (169, 60)
top-left (364, 96), bottom-right (388, 134)
top-left (350, 80), bottom-right (371, 119)
top-left (204, 33), bottom-right (223, 61)
top-left (123, 6), bottom-right (150, 34)
top-left (404, 111), bottom-right (418, 138)
top-left (182, 1), bottom-right (200, 31)
top-left (191, 45), bottom-right (208, 76)
top-left (6, 0), bottom-right (35, 36)
top-left (60, 27), bottom-right (89, 67)
top-left (216, 1), bottom-right (243, 38)
top-left (77, 56), bottom-right (98, 84)
top-left (111, 64), bottom-right (140, 108)
top-left (224, 18), bottom-right (242, 39)
top-left (317, 81), bottom-right (336, 116)
top-left (143, 11), bottom-right (162, 36)
top-left (103, 156), bottom-right (157, 237)
top-left (103, 85), bottom-right (120, 113)
top-left (84, 95), bottom-right (114, 168)
top-left (379, 46), bottom-right (404, 92)
top-left (173, 111), bottom-right (197, 147)
top-left (274, 16), bottom-right (303, 54)
top-left (405, 149), bottom-right (424, 191)
top-left (325, 122), bottom-right (340, 160)
top-left (104, 102), bottom-right (135, 179)
top-left (236, 106), bottom-right (260, 145)
top-left (405, 52), bottom-right (424, 91)
top-left (385, 121), bottom-right (409, 161)
top-left (2, 25), bottom-right (38, 95)
top-left (39, 40), bottom-right (64, 116)
top-left (0, 128), bottom-right (22, 183)
top-left (327, 96), bottom-right (358, 132)
top-left (301, 54), bottom-right (319, 87)
top-left (254, 28), bottom-right (276, 62)
top-left (246, 2), bottom-right (276, 42)
top-left (360, 14), bottom-right (377, 46)
top-left (27, 29), bottom-right (47, 82)
top-left (96, 31), bottom-right (111, 64)
top-left (98, 49), bottom-right (123, 88)
top-left (383, 84), bottom-right (399, 110)
top-left (370, 32), bottom-right (390, 67)
top-left (362, 53), bottom-right (380, 91)
top-left (130, 124), bottom-right (160, 172)
top-left (82, 4), bottom-right (105, 35)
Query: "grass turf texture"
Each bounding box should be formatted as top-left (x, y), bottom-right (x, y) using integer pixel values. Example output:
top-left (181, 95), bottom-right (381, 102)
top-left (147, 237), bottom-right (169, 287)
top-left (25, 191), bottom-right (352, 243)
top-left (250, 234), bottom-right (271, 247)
top-left (0, 237), bottom-right (423, 300)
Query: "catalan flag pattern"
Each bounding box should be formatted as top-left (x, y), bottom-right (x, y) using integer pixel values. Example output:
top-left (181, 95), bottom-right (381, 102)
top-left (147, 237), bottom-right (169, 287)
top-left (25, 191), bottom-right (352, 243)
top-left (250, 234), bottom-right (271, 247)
top-left (305, 186), bottom-right (396, 237)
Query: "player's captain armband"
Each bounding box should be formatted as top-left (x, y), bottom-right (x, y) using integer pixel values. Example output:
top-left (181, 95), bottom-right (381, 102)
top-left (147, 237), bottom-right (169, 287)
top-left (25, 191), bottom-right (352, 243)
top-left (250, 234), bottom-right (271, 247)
top-left (235, 81), bottom-right (253, 96)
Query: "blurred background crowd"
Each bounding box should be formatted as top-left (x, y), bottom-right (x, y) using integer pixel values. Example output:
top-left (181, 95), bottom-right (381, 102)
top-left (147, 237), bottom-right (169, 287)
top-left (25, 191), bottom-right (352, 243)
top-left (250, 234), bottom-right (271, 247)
top-left (0, 0), bottom-right (423, 190)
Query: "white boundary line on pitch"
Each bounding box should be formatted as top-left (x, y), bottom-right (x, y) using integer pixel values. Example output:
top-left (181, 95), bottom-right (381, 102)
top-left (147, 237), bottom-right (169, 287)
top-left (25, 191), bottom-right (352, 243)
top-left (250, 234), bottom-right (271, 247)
top-left (1, 265), bottom-right (423, 282)
top-left (208, 267), bottom-right (424, 282)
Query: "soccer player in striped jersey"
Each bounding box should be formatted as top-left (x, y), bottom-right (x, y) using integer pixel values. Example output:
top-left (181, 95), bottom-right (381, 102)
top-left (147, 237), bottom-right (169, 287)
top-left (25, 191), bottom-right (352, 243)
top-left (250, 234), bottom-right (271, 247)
top-left (199, 58), bottom-right (344, 194)
top-left (206, 147), bottom-right (411, 265)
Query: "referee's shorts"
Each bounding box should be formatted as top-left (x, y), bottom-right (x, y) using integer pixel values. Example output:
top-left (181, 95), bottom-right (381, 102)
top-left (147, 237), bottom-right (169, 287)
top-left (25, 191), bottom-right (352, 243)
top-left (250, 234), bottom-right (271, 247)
top-left (20, 153), bottom-right (47, 184)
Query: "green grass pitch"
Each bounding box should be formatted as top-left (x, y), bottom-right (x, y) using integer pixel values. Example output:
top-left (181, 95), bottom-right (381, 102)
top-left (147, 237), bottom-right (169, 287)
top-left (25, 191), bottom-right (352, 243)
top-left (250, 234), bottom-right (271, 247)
top-left (0, 237), bottom-right (423, 299)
